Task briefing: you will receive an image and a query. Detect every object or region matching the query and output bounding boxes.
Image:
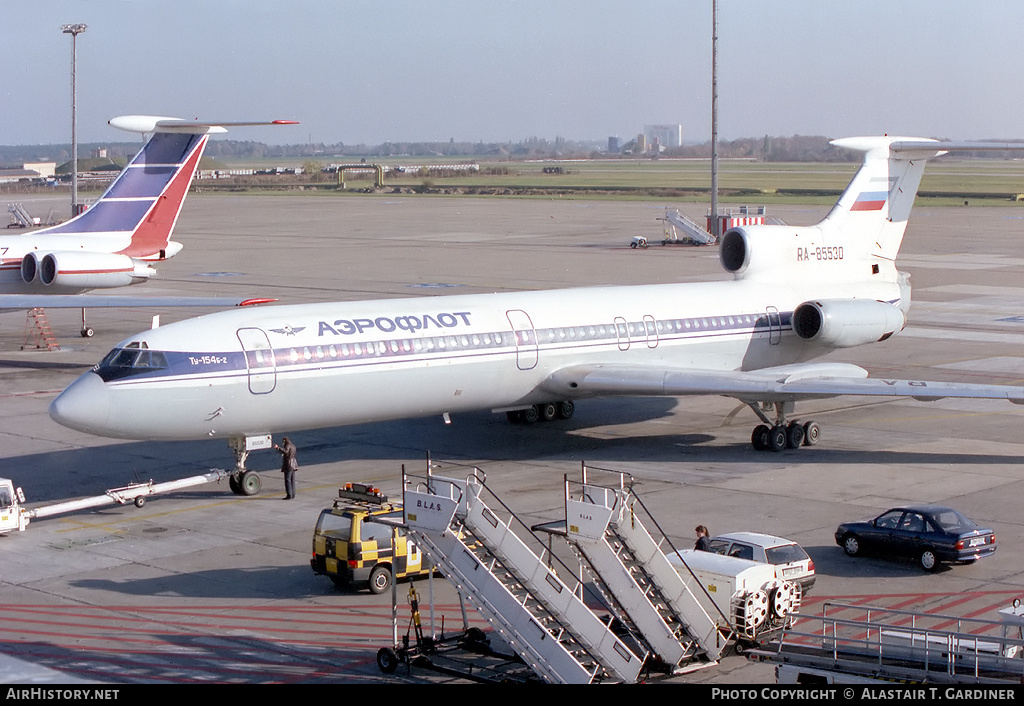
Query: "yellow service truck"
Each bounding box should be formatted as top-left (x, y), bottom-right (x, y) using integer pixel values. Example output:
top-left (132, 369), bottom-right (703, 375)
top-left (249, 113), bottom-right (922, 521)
top-left (311, 483), bottom-right (430, 594)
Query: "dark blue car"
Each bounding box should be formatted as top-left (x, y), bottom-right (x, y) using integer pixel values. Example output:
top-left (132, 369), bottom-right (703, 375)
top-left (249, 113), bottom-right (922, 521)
top-left (835, 505), bottom-right (996, 572)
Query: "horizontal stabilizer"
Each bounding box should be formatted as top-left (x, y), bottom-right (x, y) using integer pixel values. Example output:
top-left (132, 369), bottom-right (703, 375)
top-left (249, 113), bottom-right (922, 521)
top-left (109, 116), bottom-right (299, 135)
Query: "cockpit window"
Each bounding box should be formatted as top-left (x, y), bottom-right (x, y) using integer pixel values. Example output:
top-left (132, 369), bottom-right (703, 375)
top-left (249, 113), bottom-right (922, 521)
top-left (94, 345), bottom-right (168, 382)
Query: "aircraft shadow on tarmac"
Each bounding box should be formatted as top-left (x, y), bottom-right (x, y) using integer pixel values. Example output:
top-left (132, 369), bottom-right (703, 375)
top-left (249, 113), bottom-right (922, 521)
top-left (71, 565), bottom-right (341, 600)
top-left (16, 396), bottom-right (1023, 503)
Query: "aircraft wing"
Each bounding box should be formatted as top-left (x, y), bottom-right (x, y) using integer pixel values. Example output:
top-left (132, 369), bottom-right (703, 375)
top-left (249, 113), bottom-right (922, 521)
top-left (541, 362), bottom-right (1024, 405)
top-left (0, 295), bottom-right (271, 310)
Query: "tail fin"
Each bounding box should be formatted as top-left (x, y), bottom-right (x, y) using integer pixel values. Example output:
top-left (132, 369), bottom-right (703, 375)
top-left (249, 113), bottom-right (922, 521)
top-left (720, 137), bottom-right (1023, 285)
top-left (822, 137), bottom-right (944, 266)
top-left (35, 117), bottom-right (299, 260)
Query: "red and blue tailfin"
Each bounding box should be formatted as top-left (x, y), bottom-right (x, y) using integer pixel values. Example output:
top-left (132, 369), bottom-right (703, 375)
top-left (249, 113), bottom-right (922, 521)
top-left (36, 117), bottom-right (298, 260)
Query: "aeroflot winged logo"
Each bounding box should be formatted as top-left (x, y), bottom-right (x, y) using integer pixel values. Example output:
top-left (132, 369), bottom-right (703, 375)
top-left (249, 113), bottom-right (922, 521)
top-left (317, 311), bottom-right (474, 337)
top-left (269, 325), bottom-right (305, 336)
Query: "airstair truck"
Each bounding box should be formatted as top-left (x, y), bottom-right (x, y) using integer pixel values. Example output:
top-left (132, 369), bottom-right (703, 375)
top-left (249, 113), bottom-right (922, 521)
top-left (668, 549), bottom-right (800, 644)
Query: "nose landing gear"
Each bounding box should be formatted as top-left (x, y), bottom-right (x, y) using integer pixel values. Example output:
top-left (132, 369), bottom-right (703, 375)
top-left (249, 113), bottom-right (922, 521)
top-left (226, 435), bottom-right (269, 495)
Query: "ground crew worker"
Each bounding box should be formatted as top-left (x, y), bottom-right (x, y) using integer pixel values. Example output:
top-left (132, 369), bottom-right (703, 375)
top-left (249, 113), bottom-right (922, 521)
top-left (274, 437), bottom-right (299, 499)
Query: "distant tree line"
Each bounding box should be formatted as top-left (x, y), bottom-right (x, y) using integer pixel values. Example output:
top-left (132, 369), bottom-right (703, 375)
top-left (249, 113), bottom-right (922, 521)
top-left (4, 133), bottom-right (1022, 168)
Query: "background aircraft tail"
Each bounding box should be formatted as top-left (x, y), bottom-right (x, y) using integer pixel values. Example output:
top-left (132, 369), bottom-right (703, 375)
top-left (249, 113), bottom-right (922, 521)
top-left (34, 117), bottom-right (298, 261)
top-left (34, 123), bottom-right (212, 260)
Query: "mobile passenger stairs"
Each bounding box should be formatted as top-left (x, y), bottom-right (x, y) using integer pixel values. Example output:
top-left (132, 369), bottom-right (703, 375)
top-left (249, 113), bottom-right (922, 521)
top-left (748, 600), bottom-right (1024, 684)
top-left (381, 460), bottom-right (735, 683)
top-left (633, 206), bottom-right (781, 249)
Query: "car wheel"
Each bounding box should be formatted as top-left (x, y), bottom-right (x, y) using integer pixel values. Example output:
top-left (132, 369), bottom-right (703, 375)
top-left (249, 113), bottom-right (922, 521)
top-left (842, 534), bottom-right (861, 557)
top-left (369, 565), bottom-right (393, 594)
top-left (919, 548), bottom-right (939, 572)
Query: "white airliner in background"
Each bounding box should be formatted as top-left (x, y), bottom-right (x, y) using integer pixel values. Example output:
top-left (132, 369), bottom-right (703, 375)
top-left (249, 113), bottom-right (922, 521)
top-left (1, 115), bottom-right (295, 334)
top-left (49, 136), bottom-right (1024, 494)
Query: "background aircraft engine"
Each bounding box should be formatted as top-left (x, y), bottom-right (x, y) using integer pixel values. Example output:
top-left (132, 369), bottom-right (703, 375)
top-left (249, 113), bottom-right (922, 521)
top-left (793, 299), bottom-right (905, 348)
top-left (22, 252), bottom-right (154, 289)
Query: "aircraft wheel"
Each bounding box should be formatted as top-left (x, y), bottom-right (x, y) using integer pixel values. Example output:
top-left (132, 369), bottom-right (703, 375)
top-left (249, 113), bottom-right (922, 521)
top-left (768, 425), bottom-right (788, 452)
top-left (134, 496), bottom-right (146, 508)
top-left (521, 406), bottom-right (539, 424)
top-left (538, 403), bottom-right (558, 421)
top-left (786, 421), bottom-right (805, 449)
top-left (506, 410), bottom-right (523, 424)
top-left (228, 475), bottom-right (242, 495)
top-left (557, 400), bottom-right (575, 419)
top-left (80, 327), bottom-right (94, 338)
top-left (239, 471), bottom-right (262, 496)
top-left (751, 424), bottom-right (770, 451)
top-left (802, 421), bottom-right (820, 446)
top-left (377, 647), bottom-right (399, 675)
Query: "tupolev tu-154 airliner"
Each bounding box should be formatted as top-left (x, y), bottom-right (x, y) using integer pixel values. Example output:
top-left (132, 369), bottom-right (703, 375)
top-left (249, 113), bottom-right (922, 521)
top-left (0, 115), bottom-right (295, 335)
top-left (49, 136), bottom-right (1024, 495)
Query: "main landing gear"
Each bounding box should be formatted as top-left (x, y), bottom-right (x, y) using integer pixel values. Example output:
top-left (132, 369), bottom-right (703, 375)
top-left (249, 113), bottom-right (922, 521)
top-left (747, 401), bottom-right (820, 452)
top-left (506, 400), bottom-right (575, 424)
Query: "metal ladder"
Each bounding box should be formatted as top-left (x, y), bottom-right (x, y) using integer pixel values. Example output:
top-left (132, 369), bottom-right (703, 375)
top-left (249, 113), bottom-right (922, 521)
top-left (563, 468), bottom-right (728, 668)
top-left (22, 308), bottom-right (59, 351)
top-left (402, 466), bottom-right (646, 684)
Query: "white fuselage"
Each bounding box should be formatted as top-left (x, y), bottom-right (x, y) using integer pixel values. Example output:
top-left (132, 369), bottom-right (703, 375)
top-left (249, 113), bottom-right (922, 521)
top-left (49, 275), bottom-right (900, 441)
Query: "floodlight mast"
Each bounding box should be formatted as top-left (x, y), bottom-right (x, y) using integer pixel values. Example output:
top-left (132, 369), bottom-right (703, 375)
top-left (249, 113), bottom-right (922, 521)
top-left (61, 23), bottom-right (87, 220)
top-left (709, 0), bottom-right (719, 237)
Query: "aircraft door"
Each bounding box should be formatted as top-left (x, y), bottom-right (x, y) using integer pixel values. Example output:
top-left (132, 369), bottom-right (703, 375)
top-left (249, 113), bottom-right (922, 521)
top-left (643, 315), bottom-right (658, 348)
top-left (766, 306), bottom-right (782, 346)
top-left (236, 327), bottom-right (277, 394)
top-left (614, 316), bottom-right (629, 351)
top-left (506, 309), bottom-right (538, 370)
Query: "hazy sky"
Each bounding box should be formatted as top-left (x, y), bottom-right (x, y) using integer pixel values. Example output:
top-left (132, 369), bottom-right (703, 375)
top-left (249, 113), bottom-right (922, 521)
top-left (3, 1), bottom-right (1023, 146)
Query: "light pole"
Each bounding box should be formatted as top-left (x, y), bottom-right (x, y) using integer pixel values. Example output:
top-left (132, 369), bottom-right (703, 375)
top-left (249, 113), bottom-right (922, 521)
top-left (62, 23), bottom-right (87, 219)
top-left (710, 0), bottom-right (719, 238)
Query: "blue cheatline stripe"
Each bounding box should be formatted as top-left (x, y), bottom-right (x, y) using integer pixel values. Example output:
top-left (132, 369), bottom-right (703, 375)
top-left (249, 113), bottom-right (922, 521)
top-left (100, 311), bottom-right (795, 385)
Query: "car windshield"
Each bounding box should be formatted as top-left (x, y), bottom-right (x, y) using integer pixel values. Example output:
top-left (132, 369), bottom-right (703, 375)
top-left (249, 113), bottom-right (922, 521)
top-left (765, 543), bottom-right (809, 564)
top-left (929, 508), bottom-right (976, 533)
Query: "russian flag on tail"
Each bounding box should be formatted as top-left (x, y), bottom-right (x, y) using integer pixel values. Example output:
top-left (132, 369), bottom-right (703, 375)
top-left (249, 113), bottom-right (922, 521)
top-left (851, 191), bottom-right (888, 211)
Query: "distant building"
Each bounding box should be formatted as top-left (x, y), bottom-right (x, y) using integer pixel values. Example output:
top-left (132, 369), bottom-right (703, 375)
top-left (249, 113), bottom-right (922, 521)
top-left (24, 162), bottom-right (56, 179)
top-left (0, 162), bottom-right (55, 184)
top-left (608, 136), bottom-right (621, 153)
top-left (644, 124), bottom-right (682, 149)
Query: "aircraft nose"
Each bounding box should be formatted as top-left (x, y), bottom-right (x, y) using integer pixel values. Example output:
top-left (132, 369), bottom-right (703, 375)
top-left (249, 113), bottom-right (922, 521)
top-left (49, 372), bottom-right (110, 436)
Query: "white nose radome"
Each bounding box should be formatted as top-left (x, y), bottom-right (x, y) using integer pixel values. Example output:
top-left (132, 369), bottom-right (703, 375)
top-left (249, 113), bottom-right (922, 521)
top-left (49, 372), bottom-right (111, 437)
